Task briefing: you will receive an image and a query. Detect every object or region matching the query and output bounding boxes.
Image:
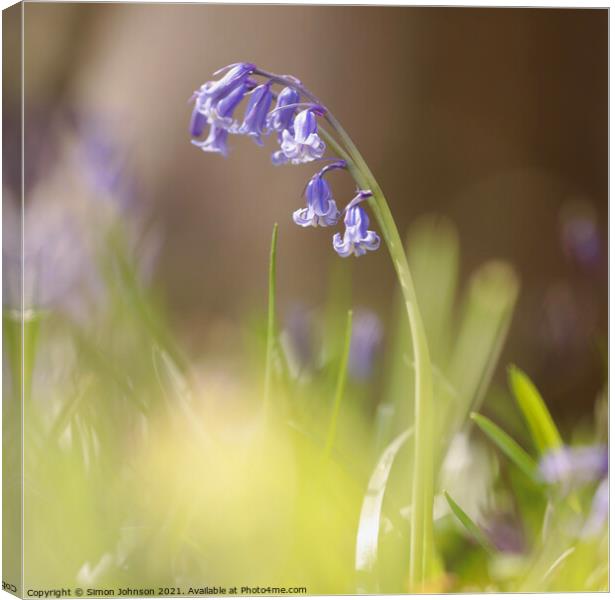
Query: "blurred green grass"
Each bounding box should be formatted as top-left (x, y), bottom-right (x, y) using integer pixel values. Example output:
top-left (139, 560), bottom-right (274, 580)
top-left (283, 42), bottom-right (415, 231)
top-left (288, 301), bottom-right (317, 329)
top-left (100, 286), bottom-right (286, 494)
top-left (5, 208), bottom-right (607, 594)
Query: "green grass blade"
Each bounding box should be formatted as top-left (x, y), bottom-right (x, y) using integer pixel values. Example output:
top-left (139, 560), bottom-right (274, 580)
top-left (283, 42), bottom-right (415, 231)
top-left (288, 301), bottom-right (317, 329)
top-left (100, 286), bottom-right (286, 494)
top-left (443, 491), bottom-right (495, 554)
top-left (446, 261), bottom-right (520, 443)
top-left (470, 413), bottom-right (539, 483)
top-left (355, 427), bottom-right (413, 590)
top-left (541, 546), bottom-right (576, 584)
top-left (323, 309), bottom-right (353, 459)
top-left (152, 346), bottom-right (206, 437)
top-left (508, 365), bottom-right (563, 453)
top-left (407, 214), bottom-right (460, 366)
top-left (263, 223), bottom-right (279, 413)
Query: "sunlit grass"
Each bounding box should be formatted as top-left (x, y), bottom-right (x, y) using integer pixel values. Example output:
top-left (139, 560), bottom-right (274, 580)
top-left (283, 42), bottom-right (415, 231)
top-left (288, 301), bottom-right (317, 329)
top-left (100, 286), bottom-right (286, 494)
top-left (5, 202), bottom-right (607, 594)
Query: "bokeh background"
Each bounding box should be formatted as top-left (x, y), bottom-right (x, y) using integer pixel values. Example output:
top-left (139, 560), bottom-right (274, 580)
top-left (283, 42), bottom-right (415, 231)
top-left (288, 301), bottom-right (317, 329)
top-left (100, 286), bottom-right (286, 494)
top-left (5, 4), bottom-right (608, 424)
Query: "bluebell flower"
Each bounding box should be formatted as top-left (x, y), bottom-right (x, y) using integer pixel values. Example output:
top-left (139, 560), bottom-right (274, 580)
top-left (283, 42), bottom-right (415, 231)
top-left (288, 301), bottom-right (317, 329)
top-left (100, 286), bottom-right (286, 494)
top-left (190, 63), bottom-right (255, 136)
top-left (189, 64), bottom-right (381, 258)
top-left (239, 83), bottom-right (273, 144)
top-left (348, 310), bottom-right (383, 380)
top-left (207, 82), bottom-right (251, 132)
top-left (293, 171), bottom-right (340, 227)
top-left (191, 125), bottom-right (230, 156)
top-left (189, 109), bottom-right (208, 137)
top-left (267, 86), bottom-right (300, 136)
top-left (333, 200), bottom-right (380, 258)
top-left (195, 63), bottom-right (255, 110)
top-left (274, 108), bottom-right (326, 165)
top-left (191, 81), bottom-right (250, 144)
top-left (539, 444), bottom-right (608, 491)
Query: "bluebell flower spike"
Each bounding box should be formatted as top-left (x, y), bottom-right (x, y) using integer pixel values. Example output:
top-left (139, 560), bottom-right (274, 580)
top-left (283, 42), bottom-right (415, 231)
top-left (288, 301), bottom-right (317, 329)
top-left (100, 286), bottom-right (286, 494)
top-left (189, 63), bottom-right (381, 257)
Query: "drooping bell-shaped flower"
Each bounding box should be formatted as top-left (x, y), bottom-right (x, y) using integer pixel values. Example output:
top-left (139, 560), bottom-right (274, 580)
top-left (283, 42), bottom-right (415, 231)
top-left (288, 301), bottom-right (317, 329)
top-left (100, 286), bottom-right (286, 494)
top-left (274, 108), bottom-right (326, 165)
top-left (267, 86), bottom-right (300, 135)
top-left (239, 83), bottom-right (273, 145)
top-left (333, 203), bottom-right (380, 257)
top-left (189, 108), bottom-right (208, 137)
top-left (292, 171), bottom-right (339, 227)
top-left (191, 124), bottom-right (230, 156)
top-left (191, 63), bottom-right (255, 135)
top-left (198, 63), bottom-right (255, 107)
top-left (207, 82), bottom-right (251, 132)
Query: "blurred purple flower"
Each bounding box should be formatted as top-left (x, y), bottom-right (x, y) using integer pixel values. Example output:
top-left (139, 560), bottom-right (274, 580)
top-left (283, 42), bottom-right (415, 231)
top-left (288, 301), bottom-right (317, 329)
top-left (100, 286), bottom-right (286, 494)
top-left (562, 217), bottom-right (600, 266)
top-left (582, 478), bottom-right (608, 538)
top-left (348, 310), bottom-right (383, 380)
top-left (281, 304), bottom-right (315, 377)
top-left (75, 117), bottom-right (138, 212)
top-left (3, 198), bottom-right (100, 317)
top-left (559, 201), bottom-right (602, 269)
top-left (3, 111), bottom-right (161, 318)
top-left (484, 515), bottom-right (526, 554)
top-left (539, 445), bottom-right (607, 491)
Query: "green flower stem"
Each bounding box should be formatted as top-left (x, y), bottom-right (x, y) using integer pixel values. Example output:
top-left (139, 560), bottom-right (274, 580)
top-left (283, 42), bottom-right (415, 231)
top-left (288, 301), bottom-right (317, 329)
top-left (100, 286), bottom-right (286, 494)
top-left (322, 123), bottom-right (437, 588)
top-left (259, 67), bottom-right (437, 584)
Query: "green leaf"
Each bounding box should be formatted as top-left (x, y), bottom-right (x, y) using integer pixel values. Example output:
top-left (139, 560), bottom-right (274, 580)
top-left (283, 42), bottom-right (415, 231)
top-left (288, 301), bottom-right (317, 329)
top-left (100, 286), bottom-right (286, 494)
top-left (508, 365), bottom-right (563, 453)
top-left (355, 428), bottom-right (412, 591)
top-left (446, 261), bottom-right (519, 440)
top-left (408, 214), bottom-right (460, 366)
top-left (470, 413), bottom-right (539, 483)
top-left (444, 491), bottom-right (495, 554)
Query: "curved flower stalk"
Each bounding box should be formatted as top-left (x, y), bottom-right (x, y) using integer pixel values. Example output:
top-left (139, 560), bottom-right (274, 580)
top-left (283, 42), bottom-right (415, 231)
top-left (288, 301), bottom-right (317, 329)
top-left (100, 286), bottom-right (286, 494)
top-left (189, 63), bottom-right (437, 588)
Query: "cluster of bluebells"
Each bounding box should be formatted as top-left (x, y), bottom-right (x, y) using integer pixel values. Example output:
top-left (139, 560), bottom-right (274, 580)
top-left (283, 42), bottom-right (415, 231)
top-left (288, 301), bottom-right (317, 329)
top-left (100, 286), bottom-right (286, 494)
top-left (189, 62), bottom-right (380, 258)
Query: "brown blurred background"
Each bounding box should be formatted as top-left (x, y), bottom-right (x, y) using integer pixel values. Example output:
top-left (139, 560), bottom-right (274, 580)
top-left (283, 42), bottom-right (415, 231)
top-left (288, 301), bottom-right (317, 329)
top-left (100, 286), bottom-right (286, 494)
top-left (7, 5), bottom-right (608, 423)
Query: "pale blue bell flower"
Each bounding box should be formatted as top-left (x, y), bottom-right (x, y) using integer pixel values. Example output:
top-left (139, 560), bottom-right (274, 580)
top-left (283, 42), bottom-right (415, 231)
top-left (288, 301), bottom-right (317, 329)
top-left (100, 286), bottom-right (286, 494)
top-left (292, 171), bottom-right (340, 228)
top-left (276, 108), bottom-right (326, 165)
top-left (333, 202), bottom-right (380, 257)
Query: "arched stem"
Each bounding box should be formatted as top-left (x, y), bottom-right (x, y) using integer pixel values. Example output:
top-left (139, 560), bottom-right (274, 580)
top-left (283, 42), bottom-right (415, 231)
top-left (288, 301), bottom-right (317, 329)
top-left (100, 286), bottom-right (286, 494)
top-left (255, 68), bottom-right (437, 587)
